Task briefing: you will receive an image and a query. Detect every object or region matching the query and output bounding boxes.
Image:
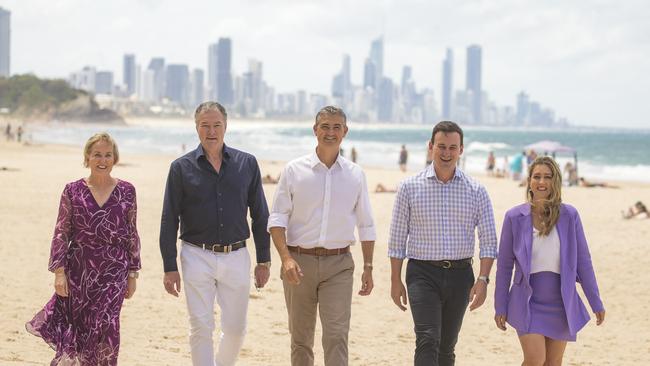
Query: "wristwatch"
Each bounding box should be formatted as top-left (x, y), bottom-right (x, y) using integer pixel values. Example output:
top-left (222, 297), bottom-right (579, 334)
top-left (477, 275), bottom-right (489, 284)
top-left (128, 271), bottom-right (139, 279)
top-left (258, 261), bottom-right (272, 268)
top-left (363, 262), bottom-right (373, 270)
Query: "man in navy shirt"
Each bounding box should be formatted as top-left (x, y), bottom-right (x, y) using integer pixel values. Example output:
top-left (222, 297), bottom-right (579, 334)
top-left (160, 101), bottom-right (271, 366)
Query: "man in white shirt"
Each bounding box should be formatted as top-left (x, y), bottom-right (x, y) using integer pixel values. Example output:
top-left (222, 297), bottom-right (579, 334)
top-left (268, 106), bottom-right (376, 366)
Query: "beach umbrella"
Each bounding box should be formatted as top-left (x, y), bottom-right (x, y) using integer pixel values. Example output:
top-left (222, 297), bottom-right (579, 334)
top-left (524, 140), bottom-right (579, 176)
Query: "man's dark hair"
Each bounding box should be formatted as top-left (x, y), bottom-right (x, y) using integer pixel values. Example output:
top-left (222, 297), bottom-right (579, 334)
top-left (314, 105), bottom-right (347, 127)
top-left (431, 121), bottom-right (464, 145)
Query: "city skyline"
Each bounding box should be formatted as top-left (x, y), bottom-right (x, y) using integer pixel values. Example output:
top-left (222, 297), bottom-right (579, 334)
top-left (2, 0), bottom-right (649, 128)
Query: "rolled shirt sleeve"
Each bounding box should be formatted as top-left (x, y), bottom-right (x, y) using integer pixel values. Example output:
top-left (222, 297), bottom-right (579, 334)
top-left (355, 171), bottom-right (376, 241)
top-left (388, 182), bottom-right (410, 259)
top-left (476, 185), bottom-right (498, 258)
top-left (267, 165), bottom-right (292, 231)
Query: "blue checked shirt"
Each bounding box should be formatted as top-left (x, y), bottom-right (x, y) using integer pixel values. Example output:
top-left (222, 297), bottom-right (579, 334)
top-left (388, 165), bottom-right (497, 260)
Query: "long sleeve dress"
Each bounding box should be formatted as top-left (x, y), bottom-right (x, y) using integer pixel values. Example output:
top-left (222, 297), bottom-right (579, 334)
top-left (26, 179), bottom-right (141, 366)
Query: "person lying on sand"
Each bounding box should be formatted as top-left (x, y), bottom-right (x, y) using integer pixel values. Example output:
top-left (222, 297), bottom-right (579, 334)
top-left (579, 177), bottom-right (619, 188)
top-left (622, 201), bottom-right (648, 219)
top-left (375, 183), bottom-right (397, 193)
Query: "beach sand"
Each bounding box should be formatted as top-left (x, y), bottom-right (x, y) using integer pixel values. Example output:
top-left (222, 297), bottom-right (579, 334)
top-left (1, 139), bottom-right (649, 365)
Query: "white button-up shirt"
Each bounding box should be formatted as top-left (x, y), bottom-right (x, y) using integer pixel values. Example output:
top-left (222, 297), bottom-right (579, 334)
top-left (267, 152), bottom-right (376, 249)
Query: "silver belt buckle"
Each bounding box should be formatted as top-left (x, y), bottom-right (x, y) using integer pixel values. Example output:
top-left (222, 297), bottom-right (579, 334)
top-left (222, 244), bottom-right (232, 254)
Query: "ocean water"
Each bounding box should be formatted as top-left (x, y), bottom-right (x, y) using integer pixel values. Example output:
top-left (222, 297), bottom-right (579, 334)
top-left (26, 119), bottom-right (650, 183)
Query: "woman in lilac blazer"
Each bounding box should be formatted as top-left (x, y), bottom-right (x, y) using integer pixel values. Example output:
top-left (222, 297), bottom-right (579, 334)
top-left (494, 157), bottom-right (605, 365)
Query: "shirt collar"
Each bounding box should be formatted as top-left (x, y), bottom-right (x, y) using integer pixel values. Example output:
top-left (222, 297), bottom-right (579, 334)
top-left (309, 149), bottom-right (343, 170)
top-left (426, 164), bottom-right (463, 183)
top-left (193, 143), bottom-right (231, 162)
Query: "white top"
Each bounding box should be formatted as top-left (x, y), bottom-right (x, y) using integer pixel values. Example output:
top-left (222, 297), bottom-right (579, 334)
top-left (267, 152), bottom-right (376, 249)
top-left (530, 225), bottom-right (561, 274)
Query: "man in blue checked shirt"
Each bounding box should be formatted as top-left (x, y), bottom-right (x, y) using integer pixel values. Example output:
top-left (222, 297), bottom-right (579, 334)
top-left (388, 121), bottom-right (497, 366)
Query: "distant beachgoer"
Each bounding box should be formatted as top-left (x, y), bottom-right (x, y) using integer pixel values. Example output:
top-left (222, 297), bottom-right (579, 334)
top-left (399, 144), bottom-right (408, 172)
top-left (375, 183), bottom-right (397, 193)
top-left (526, 149), bottom-right (538, 165)
top-left (564, 162), bottom-right (579, 186)
top-left (181, 143), bottom-right (186, 153)
top-left (5, 123), bottom-right (11, 141)
top-left (425, 140), bottom-right (433, 167)
top-left (351, 146), bottom-right (358, 163)
top-left (579, 177), bottom-right (619, 189)
top-left (17, 126), bottom-right (24, 143)
top-left (510, 151), bottom-right (525, 181)
top-left (622, 201), bottom-right (649, 219)
top-left (497, 156), bottom-right (510, 178)
top-left (262, 174), bottom-right (280, 184)
top-left (486, 151), bottom-right (496, 176)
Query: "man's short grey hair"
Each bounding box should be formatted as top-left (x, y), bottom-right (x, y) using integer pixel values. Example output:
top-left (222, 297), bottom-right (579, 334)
top-left (194, 101), bottom-right (228, 122)
top-left (314, 105), bottom-right (347, 127)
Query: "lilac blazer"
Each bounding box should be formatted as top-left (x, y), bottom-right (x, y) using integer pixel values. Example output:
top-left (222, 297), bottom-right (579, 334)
top-left (494, 203), bottom-right (605, 336)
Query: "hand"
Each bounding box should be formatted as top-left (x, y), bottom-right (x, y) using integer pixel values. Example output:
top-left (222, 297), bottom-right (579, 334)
top-left (494, 314), bottom-right (507, 331)
top-left (390, 279), bottom-right (408, 311)
top-left (125, 277), bottom-right (137, 299)
top-left (595, 310), bottom-right (606, 325)
top-left (54, 271), bottom-right (69, 297)
top-left (254, 264), bottom-right (270, 289)
top-left (163, 271), bottom-right (182, 297)
top-left (358, 268), bottom-right (373, 296)
top-left (281, 256), bottom-right (303, 285)
top-left (468, 280), bottom-right (487, 311)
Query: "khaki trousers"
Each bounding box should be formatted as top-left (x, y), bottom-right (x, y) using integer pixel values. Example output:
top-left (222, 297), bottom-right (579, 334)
top-left (282, 251), bottom-right (354, 366)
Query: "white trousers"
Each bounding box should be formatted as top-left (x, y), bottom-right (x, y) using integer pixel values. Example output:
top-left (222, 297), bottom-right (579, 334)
top-left (180, 242), bottom-right (251, 366)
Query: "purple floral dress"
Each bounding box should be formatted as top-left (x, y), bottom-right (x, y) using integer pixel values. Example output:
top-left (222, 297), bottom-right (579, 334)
top-left (26, 179), bottom-right (141, 366)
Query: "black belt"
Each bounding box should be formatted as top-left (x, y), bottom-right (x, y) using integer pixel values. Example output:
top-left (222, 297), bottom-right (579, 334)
top-left (419, 258), bottom-right (473, 269)
top-left (185, 240), bottom-right (246, 253)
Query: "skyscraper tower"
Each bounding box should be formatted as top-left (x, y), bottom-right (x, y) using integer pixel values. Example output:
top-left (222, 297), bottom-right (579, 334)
top-left (208, 38), bottom-right (234, 105)
top-left (123, 54), bottom-right (136, 95)
top-left (466, 45), bottom-right (482, 123)
top-left (442, 48), bottom-right (453, 119)
top-left (147, 57), bottom-right (166, 102)
top-left (369, 36), bottom-right (384, 89)
top-left (0, 7), bottom-right (11, 78)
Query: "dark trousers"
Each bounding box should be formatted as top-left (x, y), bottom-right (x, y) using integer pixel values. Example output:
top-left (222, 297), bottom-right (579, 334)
top-left (406, 259), bottom-right (474, 366)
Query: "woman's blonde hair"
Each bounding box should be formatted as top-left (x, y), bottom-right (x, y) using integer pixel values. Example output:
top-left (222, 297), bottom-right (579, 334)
top-left (526, 156), bottom-right (562, 236)
top-left (83, 132), bottom-right (119, 167)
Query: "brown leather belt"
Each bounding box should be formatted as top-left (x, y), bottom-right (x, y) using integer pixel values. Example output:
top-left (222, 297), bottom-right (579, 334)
top-left (288, 246), bottom-right (350, 256)
top-left (185, 240), bottom-right (246, 253)
top-left (419, 258), bottom-right (473, 269)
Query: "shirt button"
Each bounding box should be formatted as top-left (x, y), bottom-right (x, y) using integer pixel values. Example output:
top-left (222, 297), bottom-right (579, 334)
top-left (219, 208), bottom-right (223, 211)
top-left (220, 224), bottom-right (224, 227)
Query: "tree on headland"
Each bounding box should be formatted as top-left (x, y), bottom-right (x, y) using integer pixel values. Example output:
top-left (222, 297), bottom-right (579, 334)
top-left (0, 74), bottom-right (123, 123)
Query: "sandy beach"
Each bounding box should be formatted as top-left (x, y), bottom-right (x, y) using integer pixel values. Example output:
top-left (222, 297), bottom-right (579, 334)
top-left (1, 138), bottom-right (649, 365)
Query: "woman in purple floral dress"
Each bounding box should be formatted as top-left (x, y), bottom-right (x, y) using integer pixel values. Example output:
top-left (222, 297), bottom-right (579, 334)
top-left (27, 133), bottom-right (141, 365)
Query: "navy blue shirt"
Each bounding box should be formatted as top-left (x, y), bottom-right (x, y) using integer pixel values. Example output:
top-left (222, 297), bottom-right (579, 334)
top-left (160, 144), bottom-right (270, 272)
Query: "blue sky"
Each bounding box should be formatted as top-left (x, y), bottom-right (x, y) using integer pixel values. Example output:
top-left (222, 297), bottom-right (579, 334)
top-left (3, 0), bottom-right (650, 127)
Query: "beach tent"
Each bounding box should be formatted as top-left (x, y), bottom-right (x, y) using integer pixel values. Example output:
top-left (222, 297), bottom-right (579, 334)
top-left (524, 140), bottom-right (579, 176)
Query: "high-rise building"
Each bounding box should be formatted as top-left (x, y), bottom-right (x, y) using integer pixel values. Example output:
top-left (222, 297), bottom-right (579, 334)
top-left (123, 54), bottom-right (136, 95)
top-left (516, 91), bottom-right (530, 125)
top-left (442, 48), bottom-right (453, 119)
top-left (95, 71), bottom-right (114, 95)
top-left (165, 64), bottom-right (190, 107)
top-left (466, 45), bottom-right (482, 123)
top-left (208, 38), bottom-right (233, 105)
top-left (247, 59), bottom-right (263, 112)
top-left (191, 68), bottom-right (204, 107)
top-left (377, 77), bottom-right (394, 122)
top-left (370, 37), bottom-right (384, 84)
top-left (147, 57), bottom-right (166, 101)
top-left (0, 7), bottom-right (10, 77)
top-left (363, 58), bottom-right (376, 90)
